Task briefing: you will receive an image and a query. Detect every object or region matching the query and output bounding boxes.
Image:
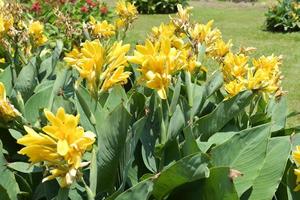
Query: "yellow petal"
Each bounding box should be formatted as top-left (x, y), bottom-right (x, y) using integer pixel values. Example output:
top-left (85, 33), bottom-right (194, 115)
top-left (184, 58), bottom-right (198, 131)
top-left (57, 140), bottom-right (69, 156)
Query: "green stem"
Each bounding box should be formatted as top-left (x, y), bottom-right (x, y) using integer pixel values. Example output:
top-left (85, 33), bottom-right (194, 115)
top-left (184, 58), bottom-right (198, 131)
top-left (81, 177), bottom-right (95, 200)
top-left (185, 71), bottom-right (193, 107)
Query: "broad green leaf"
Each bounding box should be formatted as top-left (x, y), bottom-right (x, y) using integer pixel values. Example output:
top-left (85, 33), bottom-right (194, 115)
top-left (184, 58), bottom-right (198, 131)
top-left (268, 96), bottom-right (287, 132)
top-left (115, 179), bottom-right (153, 200)
top-left (211, 124), bottom-right (271, 196)
top-left (140, 95), bottom-right (160, 173)
top-left (0, 66), bottom-right (13, 95)
top-left (193, 90), bottom-right (253, 140)
top-left (14, 58), bottom-right (37, 101)
top-left (169, 77), bottom-right (181, 115)
top-left (197, 131), bottom-right (238, 152)
top-left (47, 67), bottom-right (68, 111)
top-left (152, 152), bottom-right (210, 200)
top-left (249, 136), bottom-right (291, 200)
top-left (33, 180), bottom-right (59, 200)
top-left (7, 162), bottom-right (42, 173)
top-left (89, 147), bottom-right (98, 196)
top-left (182, 127), bottom-right (200, 156)
top-left (96, 104), bottom-right (131, 193)
top-left (24, 85), bottom-right (53, 124)
top-left (51, 40), bottom-right (63, 70)
top-left (0, 140), bottom-right (20, 200)
top-left (190, 70), bottom-right (223, 118)
top-left (167, 105), bottom-right (185, 141)
top-left (106, 117), bottom-right (148, 200)
top-left (56, 188), bottom-right (69, 200)
top-left (104, 85), bottom-right (128, 112)
top-left (75, 86), bottom-right (100, 133)
top-left (199, 167), bottom-right (239, 200)
top-left (168, 167), bottom-right (239, 200)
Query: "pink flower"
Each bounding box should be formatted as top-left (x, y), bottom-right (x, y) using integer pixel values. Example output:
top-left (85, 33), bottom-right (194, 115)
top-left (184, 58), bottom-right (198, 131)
top-left (100, 6), bottom-right (108, 15)
top-left (86, 0), bottom-right (97, 8)
top-left (80, 6), bottom-right (89, 13)
top-left (31, 1), bottom-right (41, 13)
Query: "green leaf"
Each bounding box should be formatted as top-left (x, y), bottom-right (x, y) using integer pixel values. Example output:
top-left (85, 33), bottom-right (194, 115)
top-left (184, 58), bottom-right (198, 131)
top-left (197, 131), bottom-right (239, 153)
top-left (104, 85), bottom-right (128, 112)
top-left (24, 85), bottom-right (53, 124)
top-left (193, 90), bottom-right (253, 140)
top-left (169, 77), bottom-right (181, 115)
top-left (33, 180), bottom-right (59, 200)
top-left (268, 96), bottom-right (287, 132)
top-left (198, 167), bottom-right (239, 200)
top-left (249, 136), bottom-right (291, 200)
top-left (75, 86), bottom-right (100, 133)
top-left (96, 104), bottom-right (131, 193)
top-left (0, 66), bottom-right (13, 95)
top-left (51, 40), bottom-right (63, 70)
top-left (152, 152), bottom-right (210, 199)
top-left (0, 140), bottom-right (20, 200)
top-left (115, 179), bottom-right (153, 200)
top-left (56, 188), bottom-right (69, 200)
top-left (182, 127), bottom-right (200, 156)
top-left (190, 70), bottom-right (223, 118)
top-left (47, 67), bottom-right (68, 111)
top-left (168, 167), bottom-right (239, 200)
top-left (167, 105), bottom-right (185, 141)
top-left (211, 124), bottom-right (271, 196)
top-left (7, 162), bottom-right (42, 173)
top-left (89, 147), bottom-right (98, 196)
top-left (14, 58), bottom-right (37, 101)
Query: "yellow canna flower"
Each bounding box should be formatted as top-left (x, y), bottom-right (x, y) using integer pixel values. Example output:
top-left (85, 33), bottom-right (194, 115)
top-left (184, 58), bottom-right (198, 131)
top-left (64, 47), bottom-right (81, 66)
top-left (222, 52), bottom-right (249, 81)
top-left (89, 17), bottom-right (115, 38)
top-left (224, 80), bottom-right (246, 97)
top-left (209, 39), bottom-right (232, 58)
top-left (17, 107), bottom-right (96, 188)
top-left (64, 40), bottom-right (131, 94)
top-left (115, 18), bottom-right (126, 29)
top-left (29, 21), bottom-right (44, 36)
top-left (252, 55), bottom-right (282, 74)
top-left (151, 23), bottom-right (185, 50)
top-left (245, 69), bottom-right (269, 91)
top-left (292, 146), bottom-right (300, 191)
top-left (293, 146), bottom-right (300, 165)
top-left (294, 169), bottom-right (300, 191)
top-left (116, 0), bottom-right (138, 21)
top-left (0, 0), bottom-right (3, 7)
top-left (0, 82), bottom-right (20, 122)
top-left (129, 37), bottom-right (184, 99)
top-left (188, 20), bottom-right (214, 44)
top-left (29, 21), bottom-right (48, 46)
top-left (0, 14), bottom-right (13, 34)
top-left (0, 58), bottom-right (5, 63)
top-left (176, 4), bottom-right (193, 24)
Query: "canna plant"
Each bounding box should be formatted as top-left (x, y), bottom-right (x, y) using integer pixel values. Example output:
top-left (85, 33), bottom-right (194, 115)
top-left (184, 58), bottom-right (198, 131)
top-left (0, 1), bottom-right (299, 200)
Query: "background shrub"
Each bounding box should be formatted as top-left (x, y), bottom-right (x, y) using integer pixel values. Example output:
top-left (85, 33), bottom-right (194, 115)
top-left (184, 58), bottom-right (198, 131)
top-left (265, 0), bottom-right (300, 32)
top-left (128, 0), bottom-right (189, 14)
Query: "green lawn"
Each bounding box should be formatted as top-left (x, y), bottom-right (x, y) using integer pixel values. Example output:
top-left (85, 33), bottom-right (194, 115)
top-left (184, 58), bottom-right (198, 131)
top-left (107, 0), bottom-right (300, 126)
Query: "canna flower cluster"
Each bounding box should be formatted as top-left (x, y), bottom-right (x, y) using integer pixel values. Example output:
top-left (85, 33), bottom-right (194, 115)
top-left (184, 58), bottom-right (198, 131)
top-left (222, 53), bottom-right (283, 98)
top-left (29, 21), bottom-right (48, 47)
top-left (171, 5), bottom-right (232, 60)
top-left (292, 146), bottom-right (300, 191)
top-left (0, 82), bottom-right (20, 122)
top-left (89, 16), bottom-right (115, 39)
top-left (115, 0), bottom-right (138, 30)
top-left (129, 37), bottom-right (185, 99)
top-left (17, 107), bottom-right (95, 187)
top-left (64, 39), bottom-right (131, 96)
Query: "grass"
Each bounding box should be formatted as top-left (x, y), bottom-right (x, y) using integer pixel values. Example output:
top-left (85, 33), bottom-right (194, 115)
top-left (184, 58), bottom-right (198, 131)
top-left (106, 0), bottom-right (300, 126)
